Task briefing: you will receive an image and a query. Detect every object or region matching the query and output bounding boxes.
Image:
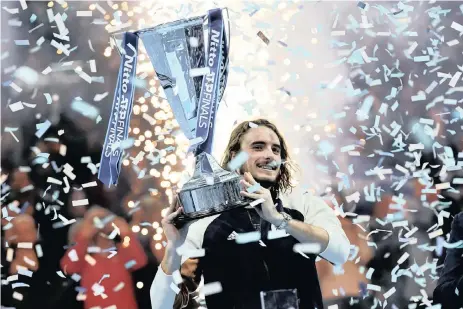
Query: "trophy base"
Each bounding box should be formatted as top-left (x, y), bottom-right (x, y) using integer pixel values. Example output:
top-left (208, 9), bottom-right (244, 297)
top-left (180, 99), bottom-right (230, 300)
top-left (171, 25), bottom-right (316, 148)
top-left (173, 199), bottom-right (250, 227)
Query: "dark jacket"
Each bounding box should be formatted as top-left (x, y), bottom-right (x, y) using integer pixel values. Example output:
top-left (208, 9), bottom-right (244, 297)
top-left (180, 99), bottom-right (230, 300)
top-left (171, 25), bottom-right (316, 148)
top-left (200, 200), bottom-right (324, 309)
top-left (433, 212), bottom-right (463, 309)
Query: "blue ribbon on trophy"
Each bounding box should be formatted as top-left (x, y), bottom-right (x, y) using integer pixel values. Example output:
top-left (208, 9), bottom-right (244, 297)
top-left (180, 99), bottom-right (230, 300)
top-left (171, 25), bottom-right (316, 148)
top-left (99, 32), bottom-right (138, 186)
top-left (99, 8), bottom-right (250, 221)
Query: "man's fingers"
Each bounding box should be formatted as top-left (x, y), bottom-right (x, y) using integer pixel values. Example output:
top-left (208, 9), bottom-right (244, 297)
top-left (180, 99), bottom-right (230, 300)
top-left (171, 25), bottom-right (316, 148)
top-left (166, 194), bottom-right (179, 216)
top-left (164, 206), bottom-right (183, 223)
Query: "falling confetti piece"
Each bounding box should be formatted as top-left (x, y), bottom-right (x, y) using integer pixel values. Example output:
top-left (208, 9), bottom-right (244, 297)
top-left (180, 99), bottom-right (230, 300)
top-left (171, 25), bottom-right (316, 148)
top-left (235, 231), bottom-right (261, 244)
top-left (113, 282), bottom-right (125, 292)
top-left (202, 282), bottom-right (223, 296)
top-left (17, 242), bottom-right (33, 249)
top-left (76, 11), bottom-right (92, 17)
top-left (189, 67), bottom-right (210, 77)
top-left (227, 151), bottom-right (249, 171)
top-left (249, 198), bottom-right (265, 207)
top-left (268, 229), bottom-right (289, 240)
top-left (8, 101), bottom-right (24, 112)
top-left (170, 282), bottom-right (180, 294)
top-left (12, 292), bottom-right (23, 301)
top-left (35, 120), bottom-right (52, 138)
top-left (82, 181), bottom-right (98, 188)
top-left (246, 183), bottom-right (261, 193)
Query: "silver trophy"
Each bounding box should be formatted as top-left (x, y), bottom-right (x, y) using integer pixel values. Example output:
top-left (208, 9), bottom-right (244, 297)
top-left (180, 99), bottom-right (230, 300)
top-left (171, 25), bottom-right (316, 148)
top-left (132, 8), bottom-right (250, 222)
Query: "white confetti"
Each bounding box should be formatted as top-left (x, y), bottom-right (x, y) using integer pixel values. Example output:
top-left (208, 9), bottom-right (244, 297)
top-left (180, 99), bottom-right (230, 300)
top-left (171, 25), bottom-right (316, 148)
top-left (50, 40), bottom-right (70, 56)
top-left (57, 270), bottom-right (66, 278)
top-left (68, 249), bottom-right (79, 262)
top-left (76, 11), bottom-right (92, 17)
top-left (44, 93), bottom-right (52, 104)
top-left (189, 67), bottom-right (210, 77)
top-left (172, 270), bottom-right (183, 285)
top-left (85, 254), bottom-right (96, 266)
top-left (397, 252), bottom-right (409, 265)
top-left (12, 291), bottom-right (23, 301)
top-left (383, 287), bottom-right (396, 299)
top-left (227, 151), bottom-right (249, 171)
top-left (35, 244), bottom-right (43, 258)
top-left (9, 101), bottom-right (24, 112)
top-left (451, 21), bottom-right (463, 33)
top-left (74, 67), bottom-right (92, 83)
top-left (428, 229), bottom-right (443, 239)
top-left (14, 40), bottom-right (29, 46)
top-left (18, 268), bottom-right (33, 277)
top-left (436, 182), bottom-right (450, 190)
top-left (47, 177), bottom-right (62, 185)
top-left (202, 282), bottom-right (222, 296)
top-left (249, 198), bottom-right (265, 207)
top-left (170, 282), bottom-right (180, 294)
top-left (72, 199), bottom-right (89, 207)
top-left (449, 71), bottom-right (462, 87)
top-left (113, 282), bottom-right (125, 292)
top-left (82, 181), bottom-right (98, 188)
top-left (17, 242), bottom-right (33, 249)
top-left (235, 231), bottom-right (261, 244)
top-left (42, 66), bottom-right (52, 75)
top-left (6, 248), bottom-right (14, 262)
top-left (94, 92), bottom-right (108, 102)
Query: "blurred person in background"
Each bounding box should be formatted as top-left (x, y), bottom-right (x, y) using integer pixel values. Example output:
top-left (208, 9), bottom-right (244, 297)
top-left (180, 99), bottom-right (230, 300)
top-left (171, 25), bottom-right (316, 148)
top-left (122, 193), bottom-right (170, 309)
top-left (61, 205), bottom-right (148, 309)
top-left (317, 188), bottom-right (374, 309)
top-left (1, 114), bottom-right (108, 309)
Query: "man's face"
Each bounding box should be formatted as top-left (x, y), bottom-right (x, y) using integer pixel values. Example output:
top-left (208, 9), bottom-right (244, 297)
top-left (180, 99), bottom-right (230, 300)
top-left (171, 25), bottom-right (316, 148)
top-left (234, 126), bottom-right (282, 186)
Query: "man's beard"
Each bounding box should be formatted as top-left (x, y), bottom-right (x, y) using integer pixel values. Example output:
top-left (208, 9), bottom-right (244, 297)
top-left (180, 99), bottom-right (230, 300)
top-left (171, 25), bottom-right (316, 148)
top-left (239, 166), bottom-right (278, 189)
top-left (253, 178), bottom-right (277, 189)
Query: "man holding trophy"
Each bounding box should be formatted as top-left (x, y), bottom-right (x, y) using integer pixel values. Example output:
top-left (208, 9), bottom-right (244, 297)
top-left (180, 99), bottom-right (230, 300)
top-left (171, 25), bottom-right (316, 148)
top-left (98, 7), bottom-right (350, 309)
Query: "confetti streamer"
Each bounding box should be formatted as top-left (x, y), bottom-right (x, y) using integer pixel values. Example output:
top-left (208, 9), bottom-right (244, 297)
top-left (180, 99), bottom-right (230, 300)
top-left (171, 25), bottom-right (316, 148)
top-left (77, 11), bottom-right (92, 17)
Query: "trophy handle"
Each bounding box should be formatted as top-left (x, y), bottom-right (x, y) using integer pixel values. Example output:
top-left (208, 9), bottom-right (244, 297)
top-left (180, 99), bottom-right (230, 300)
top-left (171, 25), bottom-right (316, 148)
top-left (110, 31), bottom-right (128, 57)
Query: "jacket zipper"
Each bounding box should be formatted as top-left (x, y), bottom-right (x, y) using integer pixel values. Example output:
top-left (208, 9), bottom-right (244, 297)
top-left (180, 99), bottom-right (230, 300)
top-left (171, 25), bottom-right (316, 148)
top-left (263, 259), bottom-right (270, 282)
top-left (247, 210), bottom-right (271, 283)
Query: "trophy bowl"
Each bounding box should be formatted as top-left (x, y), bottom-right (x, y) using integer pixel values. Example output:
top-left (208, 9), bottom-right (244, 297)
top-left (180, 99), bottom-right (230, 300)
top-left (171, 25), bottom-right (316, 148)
top-left (174, 153), bottom-right (252, 225)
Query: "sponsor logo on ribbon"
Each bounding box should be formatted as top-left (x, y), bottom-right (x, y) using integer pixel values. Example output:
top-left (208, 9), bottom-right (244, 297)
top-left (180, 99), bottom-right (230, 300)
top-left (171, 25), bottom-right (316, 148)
top-left (99, 32), bottom-right (138, 186)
